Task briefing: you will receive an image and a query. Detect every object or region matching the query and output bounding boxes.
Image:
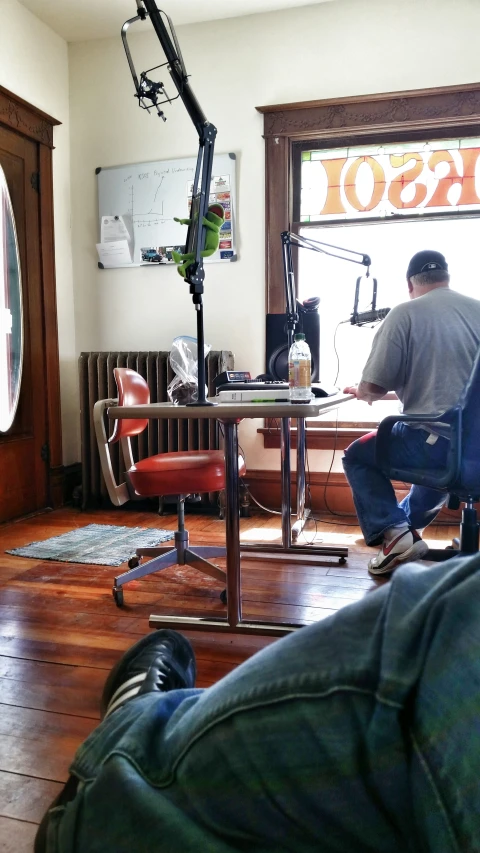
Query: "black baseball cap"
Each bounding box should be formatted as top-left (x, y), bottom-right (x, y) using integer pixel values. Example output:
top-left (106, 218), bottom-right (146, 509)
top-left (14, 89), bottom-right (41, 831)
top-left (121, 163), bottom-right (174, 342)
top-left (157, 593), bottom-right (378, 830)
top-left (406, 250), bottom-right (448, 279)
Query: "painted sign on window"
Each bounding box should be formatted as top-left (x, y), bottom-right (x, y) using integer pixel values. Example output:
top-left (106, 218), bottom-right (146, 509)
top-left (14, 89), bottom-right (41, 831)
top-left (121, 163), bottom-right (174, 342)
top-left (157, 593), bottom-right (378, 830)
top-left (300, 138), bottom-right (480, 222)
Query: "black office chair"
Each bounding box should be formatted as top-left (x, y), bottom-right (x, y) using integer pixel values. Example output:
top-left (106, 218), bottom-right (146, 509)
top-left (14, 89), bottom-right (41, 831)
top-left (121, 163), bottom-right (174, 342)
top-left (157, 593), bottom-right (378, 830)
top-left (375, 348), bottom-right (480, 561)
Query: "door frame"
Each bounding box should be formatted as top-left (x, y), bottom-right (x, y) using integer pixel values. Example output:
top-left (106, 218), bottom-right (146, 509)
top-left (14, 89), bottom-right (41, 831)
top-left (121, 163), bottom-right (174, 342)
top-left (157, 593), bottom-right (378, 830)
top-left (0, 85), bottom-right (63, 507)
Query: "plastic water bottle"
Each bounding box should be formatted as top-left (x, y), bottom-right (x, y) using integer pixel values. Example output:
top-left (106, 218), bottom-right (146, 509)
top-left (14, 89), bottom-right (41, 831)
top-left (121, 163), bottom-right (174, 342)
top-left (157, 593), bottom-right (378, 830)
top-left (288, 332), bottom-right (312, 402)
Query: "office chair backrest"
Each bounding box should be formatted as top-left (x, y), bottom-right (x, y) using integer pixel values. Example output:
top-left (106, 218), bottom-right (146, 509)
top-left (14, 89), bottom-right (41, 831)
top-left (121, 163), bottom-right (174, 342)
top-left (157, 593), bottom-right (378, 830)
top-left (109, 368), bottom-right (150, 443)
top-left (455, 345), bottom-right (480, 493)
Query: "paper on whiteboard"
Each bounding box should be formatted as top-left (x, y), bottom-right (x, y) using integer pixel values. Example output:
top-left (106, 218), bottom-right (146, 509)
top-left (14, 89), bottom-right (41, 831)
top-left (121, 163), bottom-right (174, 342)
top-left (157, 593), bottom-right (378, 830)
top-left (96, 240), bottom-right (132, 267)
top-left (101, 215), bottom-right (131, 243)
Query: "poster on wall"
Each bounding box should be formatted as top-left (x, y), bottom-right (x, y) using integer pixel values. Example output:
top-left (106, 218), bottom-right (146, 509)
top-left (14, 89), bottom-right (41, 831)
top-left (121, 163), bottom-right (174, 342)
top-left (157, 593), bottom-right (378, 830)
top-left (185, 174), bottom-right (236, 261)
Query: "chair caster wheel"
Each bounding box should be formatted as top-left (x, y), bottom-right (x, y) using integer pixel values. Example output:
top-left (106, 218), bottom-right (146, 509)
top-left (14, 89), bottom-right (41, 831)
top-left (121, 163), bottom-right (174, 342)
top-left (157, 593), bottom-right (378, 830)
top-left (339, 557), bottom-right (347, 565)
top-left (113, 586), bottom-right (124, 608)
top-left (220, 589), bottom-right (227, 605)
top-left (128, 556), bottom-right (140, 569)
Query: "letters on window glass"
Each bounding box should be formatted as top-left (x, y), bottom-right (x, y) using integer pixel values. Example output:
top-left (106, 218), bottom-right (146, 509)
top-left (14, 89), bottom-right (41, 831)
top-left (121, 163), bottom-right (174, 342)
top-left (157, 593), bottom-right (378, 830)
top-left (301, 138), bottom-right (480, 221)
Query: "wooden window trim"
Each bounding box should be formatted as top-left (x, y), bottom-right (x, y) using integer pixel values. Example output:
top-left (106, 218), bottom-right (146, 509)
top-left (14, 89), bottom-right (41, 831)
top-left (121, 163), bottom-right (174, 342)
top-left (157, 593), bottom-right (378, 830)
top-left (256, 82), bottom-right (480, 450)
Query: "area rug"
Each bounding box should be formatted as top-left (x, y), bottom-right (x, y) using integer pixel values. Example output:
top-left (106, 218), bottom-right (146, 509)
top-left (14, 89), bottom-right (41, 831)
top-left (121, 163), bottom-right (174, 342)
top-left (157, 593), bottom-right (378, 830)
top-left (6, 523), bottom-right (174, 567)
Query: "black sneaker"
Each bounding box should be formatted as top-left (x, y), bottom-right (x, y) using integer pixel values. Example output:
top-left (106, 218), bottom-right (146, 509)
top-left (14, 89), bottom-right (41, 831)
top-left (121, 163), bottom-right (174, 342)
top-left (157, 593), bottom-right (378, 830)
top-left (101, 630), bottom-right (196, 720)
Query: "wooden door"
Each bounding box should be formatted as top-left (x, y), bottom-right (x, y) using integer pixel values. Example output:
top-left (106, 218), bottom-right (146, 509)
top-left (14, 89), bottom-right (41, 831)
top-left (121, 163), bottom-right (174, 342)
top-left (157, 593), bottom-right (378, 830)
top-left (0, 126), bottom-right (49, 521)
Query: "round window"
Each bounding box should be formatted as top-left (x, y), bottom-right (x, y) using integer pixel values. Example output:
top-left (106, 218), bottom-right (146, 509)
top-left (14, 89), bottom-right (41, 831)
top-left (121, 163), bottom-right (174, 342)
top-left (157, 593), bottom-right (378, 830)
top-left (0, 165), bottom-right (23, 433)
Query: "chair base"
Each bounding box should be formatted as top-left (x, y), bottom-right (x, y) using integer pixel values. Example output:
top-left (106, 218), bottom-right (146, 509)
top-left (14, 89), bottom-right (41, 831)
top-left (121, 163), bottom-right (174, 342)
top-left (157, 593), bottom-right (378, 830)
top-left (426, 504), bottom-right (479, 562)
top-left (426, 547), bottom-right (463, 562)
top-left (113, 527), bottom-right (226, 607)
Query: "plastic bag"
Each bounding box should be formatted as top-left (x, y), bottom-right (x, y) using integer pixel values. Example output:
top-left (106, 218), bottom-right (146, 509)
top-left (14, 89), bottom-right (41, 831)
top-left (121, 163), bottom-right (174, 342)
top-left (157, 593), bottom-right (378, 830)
top-left (167, 335), bottom-right (211, 405)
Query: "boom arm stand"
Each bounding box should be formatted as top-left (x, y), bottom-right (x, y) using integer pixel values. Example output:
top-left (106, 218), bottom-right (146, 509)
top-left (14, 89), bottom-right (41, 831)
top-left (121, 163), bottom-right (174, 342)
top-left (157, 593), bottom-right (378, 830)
top-left (122, 0), bottom-right (217, 405)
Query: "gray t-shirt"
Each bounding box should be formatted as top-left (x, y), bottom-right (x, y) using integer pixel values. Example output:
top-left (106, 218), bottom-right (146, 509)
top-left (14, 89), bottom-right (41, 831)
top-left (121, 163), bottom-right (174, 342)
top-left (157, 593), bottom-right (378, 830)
top-left (361, 287), bottom-right (480, 416)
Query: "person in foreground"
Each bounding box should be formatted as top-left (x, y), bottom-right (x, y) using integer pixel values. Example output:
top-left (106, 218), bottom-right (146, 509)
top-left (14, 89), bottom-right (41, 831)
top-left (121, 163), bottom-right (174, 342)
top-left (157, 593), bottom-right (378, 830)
top-left (343, 249), bottom-right (480, 576)
top-left (36, 553), bottom-right (480, 853)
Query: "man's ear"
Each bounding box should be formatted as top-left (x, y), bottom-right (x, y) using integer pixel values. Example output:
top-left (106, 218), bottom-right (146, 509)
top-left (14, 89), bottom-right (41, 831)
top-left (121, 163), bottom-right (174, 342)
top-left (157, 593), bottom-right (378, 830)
top-left (407, 277), bottom-right (413, 294)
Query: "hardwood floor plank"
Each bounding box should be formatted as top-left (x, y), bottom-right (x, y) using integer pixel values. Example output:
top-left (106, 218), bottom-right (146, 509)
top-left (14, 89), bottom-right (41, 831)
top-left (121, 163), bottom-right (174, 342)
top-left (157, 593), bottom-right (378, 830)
top-left (0, 672), bottom-right (102, 719)
top-left (0, 704), bottom-right (94, 781)
top-left (0, 770), bottom-right (62, 823)
top-left (0, 815), bottom-right (38, 853)
top-left (0, 505), bottom-right (447, 835)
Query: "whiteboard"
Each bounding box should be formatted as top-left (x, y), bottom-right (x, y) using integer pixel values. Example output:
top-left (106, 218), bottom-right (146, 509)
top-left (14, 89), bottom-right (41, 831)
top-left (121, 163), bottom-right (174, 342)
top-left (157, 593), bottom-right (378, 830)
top-left (96, 152), bottom-right (237, 268)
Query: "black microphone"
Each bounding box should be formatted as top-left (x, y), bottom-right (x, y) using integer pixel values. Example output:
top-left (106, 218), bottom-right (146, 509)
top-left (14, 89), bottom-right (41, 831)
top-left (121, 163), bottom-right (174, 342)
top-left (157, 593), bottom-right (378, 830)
top-left (351, 307), bottom-right (390, 326)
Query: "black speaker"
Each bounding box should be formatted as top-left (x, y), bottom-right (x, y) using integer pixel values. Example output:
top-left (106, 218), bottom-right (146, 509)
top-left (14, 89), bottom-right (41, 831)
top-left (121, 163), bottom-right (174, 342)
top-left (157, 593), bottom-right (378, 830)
top-left (265, 304), bottom-right (320, 382)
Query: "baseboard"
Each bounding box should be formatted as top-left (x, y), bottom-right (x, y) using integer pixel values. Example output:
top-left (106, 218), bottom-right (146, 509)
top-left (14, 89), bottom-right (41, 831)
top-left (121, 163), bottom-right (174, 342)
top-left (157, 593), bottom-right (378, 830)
top-left (246, 469), bottom-right (462, 521)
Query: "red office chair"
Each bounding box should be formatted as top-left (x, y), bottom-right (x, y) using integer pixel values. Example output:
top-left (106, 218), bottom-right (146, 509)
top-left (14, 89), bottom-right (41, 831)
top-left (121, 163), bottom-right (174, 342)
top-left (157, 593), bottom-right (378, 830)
top-left (94, 367), bottom-right (246, 606)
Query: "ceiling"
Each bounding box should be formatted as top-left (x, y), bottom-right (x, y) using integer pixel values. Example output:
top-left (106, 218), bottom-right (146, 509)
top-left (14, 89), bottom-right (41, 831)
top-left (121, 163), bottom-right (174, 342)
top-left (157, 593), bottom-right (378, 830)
top-left (18, 0), bottom-right (336, 43)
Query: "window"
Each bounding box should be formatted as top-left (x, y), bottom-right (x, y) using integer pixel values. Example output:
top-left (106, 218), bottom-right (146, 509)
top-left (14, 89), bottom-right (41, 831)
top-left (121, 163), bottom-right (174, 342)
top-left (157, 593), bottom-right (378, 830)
top-left (0, 164), bottom-right (22, 433)
top-left (257, 84), bottom-right (480, 445)
top-left (297, 136), bottom-right (480, 424)
top-left (298, 216), bottom-right (480, 424)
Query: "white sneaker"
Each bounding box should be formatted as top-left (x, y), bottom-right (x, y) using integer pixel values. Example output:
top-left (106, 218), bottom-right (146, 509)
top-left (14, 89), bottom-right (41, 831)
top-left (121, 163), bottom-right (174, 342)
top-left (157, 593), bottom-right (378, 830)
top-left (368, 527), bottom-right (428, 576)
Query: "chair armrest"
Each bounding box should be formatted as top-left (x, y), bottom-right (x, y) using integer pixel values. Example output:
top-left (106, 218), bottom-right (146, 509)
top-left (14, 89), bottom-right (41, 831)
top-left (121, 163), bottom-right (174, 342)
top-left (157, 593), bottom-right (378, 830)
top-left (93, 398), bottom-right (130, 506)
top-left (375, 408), bottom-right (462, 489)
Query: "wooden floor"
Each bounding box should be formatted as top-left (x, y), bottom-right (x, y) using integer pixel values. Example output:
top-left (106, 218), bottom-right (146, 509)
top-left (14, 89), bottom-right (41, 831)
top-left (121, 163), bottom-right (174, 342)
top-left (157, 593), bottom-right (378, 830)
top-left (0, 506), bottom-right (458, 851)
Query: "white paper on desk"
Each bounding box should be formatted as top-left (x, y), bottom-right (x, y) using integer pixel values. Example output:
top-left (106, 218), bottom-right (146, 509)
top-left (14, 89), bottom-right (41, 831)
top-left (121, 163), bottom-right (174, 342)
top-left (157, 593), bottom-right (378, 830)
top-left (101, 215), bottom-right (131, 243)
top-left (96, 240), bottom-right (133, 266)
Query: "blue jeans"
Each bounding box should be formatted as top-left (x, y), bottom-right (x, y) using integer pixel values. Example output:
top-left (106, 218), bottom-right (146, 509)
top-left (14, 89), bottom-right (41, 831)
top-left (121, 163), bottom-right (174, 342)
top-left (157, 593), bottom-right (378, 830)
top-left (44, 555), bottom-right (480, 852)
top-left (342, 424), bottom-right (450, 545)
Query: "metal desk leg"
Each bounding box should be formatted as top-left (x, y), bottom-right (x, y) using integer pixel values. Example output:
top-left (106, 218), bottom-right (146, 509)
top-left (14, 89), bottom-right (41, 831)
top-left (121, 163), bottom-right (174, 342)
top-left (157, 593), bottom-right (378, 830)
top-left (292, 416), bottom-right (309, 542)
top-left (280, 416), bottom-right (292, 549)
top-left (241, 415), bottom-right (348, 563)
top-left (149, 416), bottom-right (302, 636)
top-left (223, 420), bottom-right (242, 626)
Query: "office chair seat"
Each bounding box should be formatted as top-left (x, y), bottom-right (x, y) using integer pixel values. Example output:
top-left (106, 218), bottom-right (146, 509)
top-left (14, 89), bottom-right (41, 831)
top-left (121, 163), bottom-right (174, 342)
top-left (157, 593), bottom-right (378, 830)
top-left (129, 450), bottom-right (246, 497)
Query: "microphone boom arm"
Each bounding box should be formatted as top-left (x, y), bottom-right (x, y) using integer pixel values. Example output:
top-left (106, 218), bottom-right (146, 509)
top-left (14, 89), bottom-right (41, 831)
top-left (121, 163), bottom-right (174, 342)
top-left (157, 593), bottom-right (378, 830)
top-left (122, 1), bottom-right (217, 406)
top-left (281, 230), bottom-right (374, 358)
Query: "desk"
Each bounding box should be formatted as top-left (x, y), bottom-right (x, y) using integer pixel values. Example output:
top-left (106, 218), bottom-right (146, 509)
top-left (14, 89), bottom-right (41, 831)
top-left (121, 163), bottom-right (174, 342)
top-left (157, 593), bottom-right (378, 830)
top-left (108, 395), bottom-right (352, 636)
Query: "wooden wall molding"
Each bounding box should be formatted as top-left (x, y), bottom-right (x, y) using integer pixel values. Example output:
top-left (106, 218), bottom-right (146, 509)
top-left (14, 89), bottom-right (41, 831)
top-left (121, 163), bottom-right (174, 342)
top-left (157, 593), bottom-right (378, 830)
top-left (247, 469), bottom-right (401, 515)
top-left (246, 468), bottom-right (462, 523)
top-left (0, 86), bottom-right (59, 149)
top-left (38, 144), bottom-right (63, 507)
top-left (257, 82), bottom-right (480, 140)
top-left (259, 426), bottom-right (371, 451)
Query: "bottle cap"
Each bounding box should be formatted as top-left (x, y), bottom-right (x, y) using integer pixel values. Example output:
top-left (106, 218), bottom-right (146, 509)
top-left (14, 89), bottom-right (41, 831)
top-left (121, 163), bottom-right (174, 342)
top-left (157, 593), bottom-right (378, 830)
top-left (294, 333), bottom-right (306, 341)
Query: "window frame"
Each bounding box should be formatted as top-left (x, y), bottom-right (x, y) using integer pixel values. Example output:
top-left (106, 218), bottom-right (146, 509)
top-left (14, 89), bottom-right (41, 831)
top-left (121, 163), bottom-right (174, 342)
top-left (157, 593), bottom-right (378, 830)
top-left (256, 83), bottom-right (480, 449)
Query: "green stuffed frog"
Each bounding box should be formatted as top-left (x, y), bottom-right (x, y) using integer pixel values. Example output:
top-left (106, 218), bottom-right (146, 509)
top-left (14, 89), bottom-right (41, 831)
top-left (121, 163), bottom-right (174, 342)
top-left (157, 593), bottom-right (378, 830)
top-left (172, 202), bottom-right (225, 277)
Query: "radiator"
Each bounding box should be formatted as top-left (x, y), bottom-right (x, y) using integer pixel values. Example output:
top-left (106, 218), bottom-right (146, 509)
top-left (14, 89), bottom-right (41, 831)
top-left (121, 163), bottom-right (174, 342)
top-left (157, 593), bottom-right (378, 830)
top-left (79, 350), bottom-right (234, 509)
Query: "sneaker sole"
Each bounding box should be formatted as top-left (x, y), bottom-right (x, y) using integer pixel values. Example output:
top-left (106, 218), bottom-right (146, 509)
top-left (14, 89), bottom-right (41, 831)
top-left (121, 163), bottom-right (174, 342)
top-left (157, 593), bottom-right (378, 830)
top-left (368, 538), bottom-right (429, 576)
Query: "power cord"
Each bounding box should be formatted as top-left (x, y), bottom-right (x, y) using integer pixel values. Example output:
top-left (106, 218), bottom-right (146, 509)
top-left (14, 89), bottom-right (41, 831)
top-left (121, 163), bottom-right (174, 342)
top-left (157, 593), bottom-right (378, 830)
top-left (316, 320), bottom-right (359, 525)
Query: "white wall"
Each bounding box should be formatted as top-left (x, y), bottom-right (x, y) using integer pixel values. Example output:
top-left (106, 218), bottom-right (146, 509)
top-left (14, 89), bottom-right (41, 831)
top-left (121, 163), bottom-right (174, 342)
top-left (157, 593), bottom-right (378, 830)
top-left (0, 0), bottom-right (76, 464)
top-left (69, 0), bottom-right (480, 470)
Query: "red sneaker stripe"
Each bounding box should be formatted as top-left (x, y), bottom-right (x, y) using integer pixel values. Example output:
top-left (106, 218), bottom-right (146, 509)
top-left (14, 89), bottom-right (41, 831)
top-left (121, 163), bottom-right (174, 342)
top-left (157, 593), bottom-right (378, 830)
top-left (383, 529), bottom-right (411, 556)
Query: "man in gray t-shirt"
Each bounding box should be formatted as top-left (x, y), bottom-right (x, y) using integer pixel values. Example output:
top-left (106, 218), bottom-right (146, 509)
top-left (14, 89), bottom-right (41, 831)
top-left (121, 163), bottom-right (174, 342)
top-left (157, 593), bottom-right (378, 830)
top-left (342, 249), bottom-right (480, 576)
